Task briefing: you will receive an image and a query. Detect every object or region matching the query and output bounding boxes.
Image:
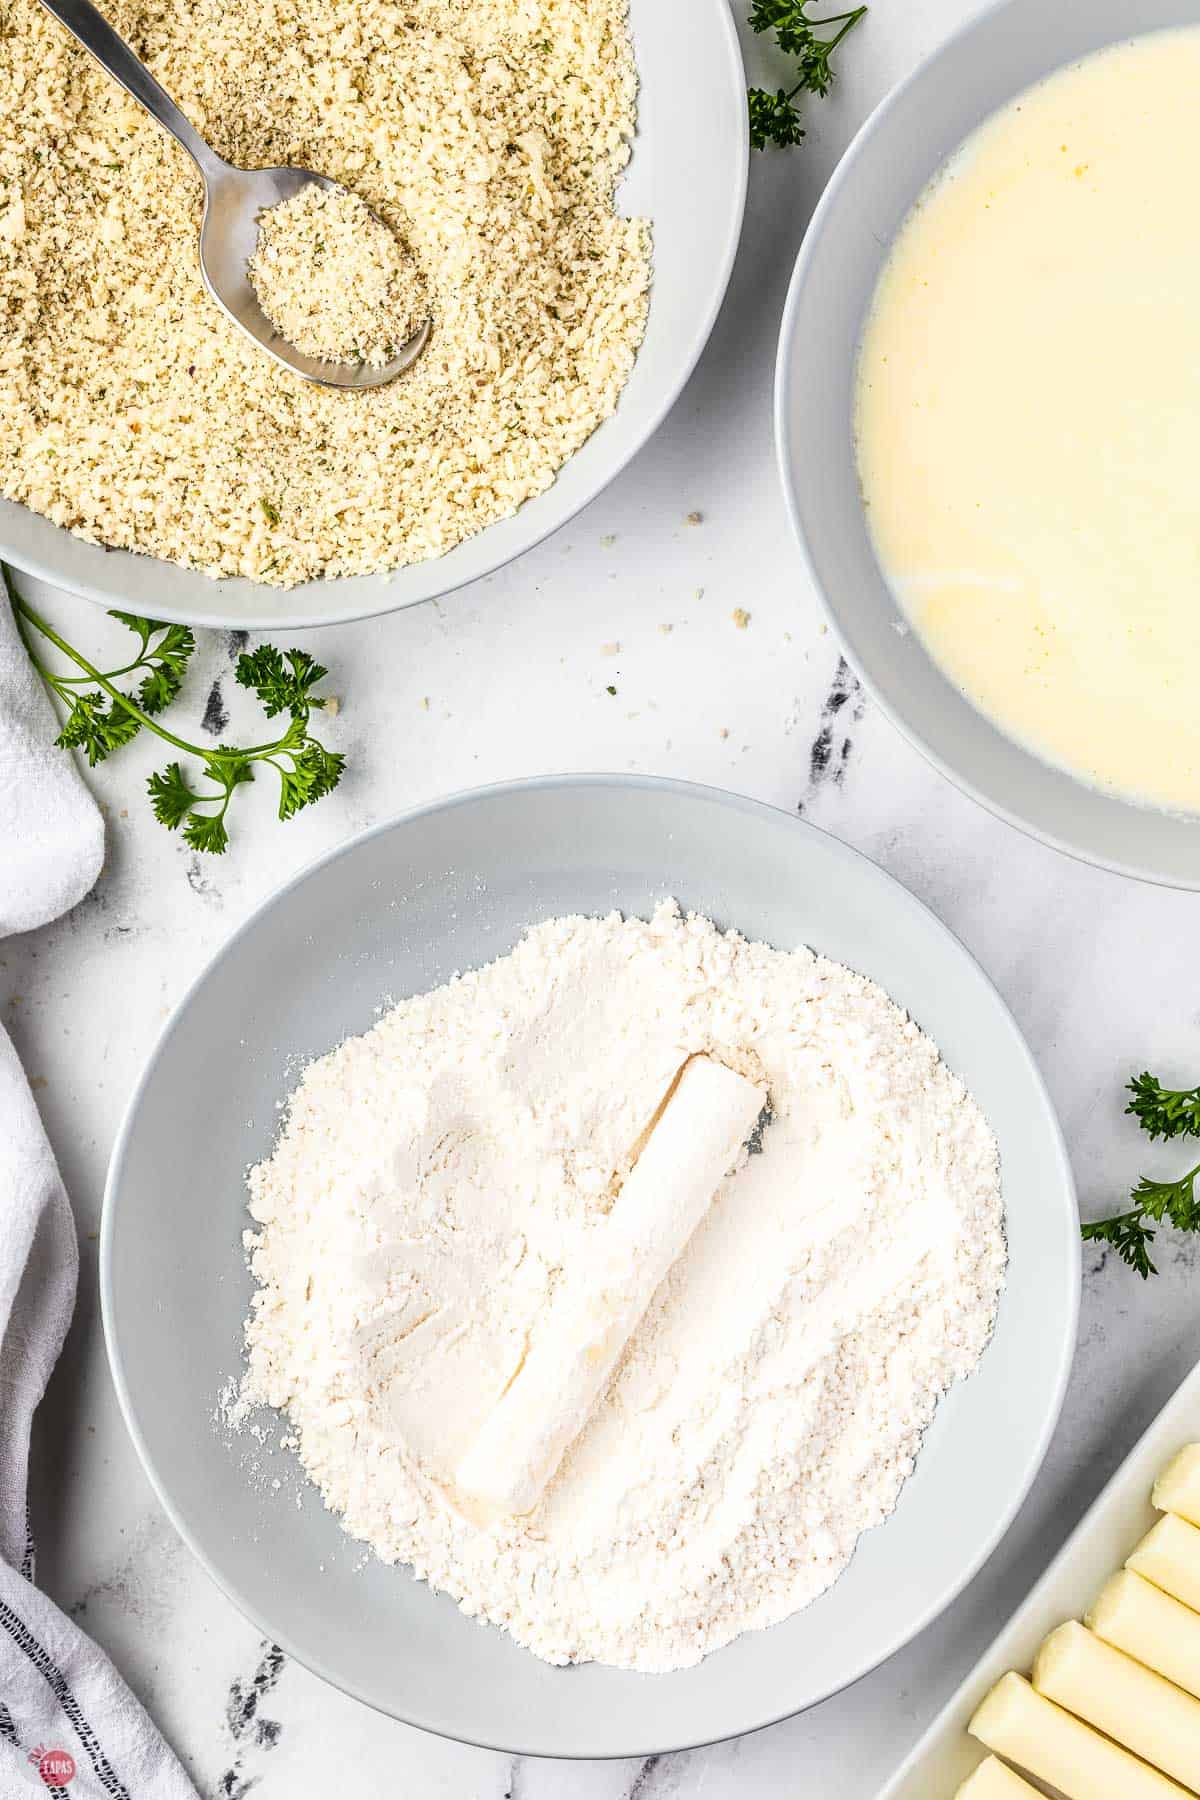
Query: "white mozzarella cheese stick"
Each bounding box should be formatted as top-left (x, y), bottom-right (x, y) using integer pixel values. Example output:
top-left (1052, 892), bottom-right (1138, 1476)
top-left (1088, 1569), bottom-right (1200, 1699)
top-left (1129, 1512), bottom-right (1200, 1614)
top-left (1032, 1619), bottom-right (1200, 1792)
top-left (954, 1755), bottom-right (1043, 1797)
top-left (1154, 1445), bottom-right (1200, 1527)
top-left (968, 1671), bottom-right (1193, 1800)
top-left (454, 1055), bottom-right (766, 1522)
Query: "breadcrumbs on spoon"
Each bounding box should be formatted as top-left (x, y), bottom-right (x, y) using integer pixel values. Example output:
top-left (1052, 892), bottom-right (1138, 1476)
top-left (249, 185), bottom-right (427, 369)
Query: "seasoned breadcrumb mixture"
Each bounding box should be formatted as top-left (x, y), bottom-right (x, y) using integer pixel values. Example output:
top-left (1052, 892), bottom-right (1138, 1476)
top-left (248, 185), bottom-right (427, 369)
top-left (0, 0), bottom-right (650, 586)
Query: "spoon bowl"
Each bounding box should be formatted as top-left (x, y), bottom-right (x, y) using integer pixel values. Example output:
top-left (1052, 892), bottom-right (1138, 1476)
top-left (199, 164), bottom-right (430, 389)
top-left (36, 0), bottom-right (429, 388)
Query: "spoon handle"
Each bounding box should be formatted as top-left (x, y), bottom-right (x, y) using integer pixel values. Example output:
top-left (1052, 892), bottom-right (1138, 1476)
top-left (35, 0), bottom-right (223, 180)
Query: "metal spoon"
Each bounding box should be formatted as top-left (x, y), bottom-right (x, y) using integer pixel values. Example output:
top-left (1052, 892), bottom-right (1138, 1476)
top-left (35, 0), bottom-right (430, 390)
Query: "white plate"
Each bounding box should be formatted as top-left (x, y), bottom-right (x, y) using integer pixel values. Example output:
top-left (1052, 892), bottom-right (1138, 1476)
top-left (879, 1355), bottom-right (1200, 1798)
top-left (0, 0), bottom-right (747, 630)
top-left (101, 776), bottom-right (1079, 1756)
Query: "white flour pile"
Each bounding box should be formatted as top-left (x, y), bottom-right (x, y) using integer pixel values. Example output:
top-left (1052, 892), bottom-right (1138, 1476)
top-left (240, 902), bottom-right (1006, 1671)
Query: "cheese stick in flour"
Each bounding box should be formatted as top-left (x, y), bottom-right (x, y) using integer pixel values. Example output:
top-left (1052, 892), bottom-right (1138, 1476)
top-left (454, 1054), bottom-right (766, 1522)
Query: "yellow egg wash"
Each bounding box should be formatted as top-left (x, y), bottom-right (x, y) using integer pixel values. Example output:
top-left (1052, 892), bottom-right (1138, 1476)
top-left (855, 29), bottom-right (1200, 814)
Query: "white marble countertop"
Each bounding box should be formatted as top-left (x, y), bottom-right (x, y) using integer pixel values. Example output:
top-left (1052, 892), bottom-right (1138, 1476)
top-left (7, 1), bottom-right (1200, 1793)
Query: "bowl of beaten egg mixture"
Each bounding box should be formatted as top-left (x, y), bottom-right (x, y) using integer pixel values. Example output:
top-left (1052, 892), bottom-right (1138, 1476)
top-left (776, 0), bottom-right (1200, 888)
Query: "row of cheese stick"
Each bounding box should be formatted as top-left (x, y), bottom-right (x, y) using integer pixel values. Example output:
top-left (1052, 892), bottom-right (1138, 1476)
top-left (957, 1444), bottom-right (1200, 1798)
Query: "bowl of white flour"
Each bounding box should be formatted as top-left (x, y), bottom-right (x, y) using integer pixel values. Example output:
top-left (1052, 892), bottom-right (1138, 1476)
top-left (101, 775), bottom-right (1079, 1755)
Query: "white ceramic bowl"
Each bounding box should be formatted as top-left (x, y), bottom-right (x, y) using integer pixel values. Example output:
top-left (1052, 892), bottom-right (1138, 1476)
top-left (775, 0), bottom-right (1200, 888)
top-left (1, 0), bottom-right (746, 630)
top-left (102, 776), bottom-right (1079, 1756)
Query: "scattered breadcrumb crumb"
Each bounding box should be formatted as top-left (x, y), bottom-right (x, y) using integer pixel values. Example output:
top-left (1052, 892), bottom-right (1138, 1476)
top-left (718, 726), bottom-right (729, 739)
top-left (658, 622), bottom-right (673, 634)
top-left (324, 695), bottom-right (341, 717)
top-left (601, 641), bottom-right (620, 655)
top-left (731, 608), bottom-right (750, 629)
top-left (685, 510), bottom-right (703, 526)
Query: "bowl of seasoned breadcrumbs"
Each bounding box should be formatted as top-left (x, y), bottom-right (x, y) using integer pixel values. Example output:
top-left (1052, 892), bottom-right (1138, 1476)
top-left (0, 0), bottom-right (746, 627)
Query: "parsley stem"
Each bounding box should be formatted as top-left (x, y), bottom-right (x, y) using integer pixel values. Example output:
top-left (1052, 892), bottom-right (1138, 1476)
top-left (782, 6), bottom-right (864, 96)
top-left (9, 577), bottom-right (302, 764)
top-left (10, 585), bottom-right (201, 758)
top-left (1151, 1160), bottom-right (1200, 1203)
top-left (230, 730), bottom-right (310, 759)
top-left (51, 657), bottom-right (148, 684)
top-left (1085, 1206), bottom-right (1145, 1231)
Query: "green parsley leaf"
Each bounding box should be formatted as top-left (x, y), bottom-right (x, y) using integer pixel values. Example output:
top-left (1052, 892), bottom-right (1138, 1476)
top-left (182, 809), bottom-right (230, 855)
top-left (235, 644), bottom-right (329, 719)
top-left (277, 739), bottom-right (347, 820)
top-left (55, 691), bottom-right (142, 764)
top-left (148, 761), bottom-right (201, 829)
top-left (1127, 1070), bottom-right (1200, 1142)
top-left (748, 87), bottom-right (806, 150)
top-left (1083, 1143), bottom-right (1200, 1280)
top-left (1081, 1210), bottom-right (1159, 1280)
top-left (135, 621), bottom-right (196, 715)
top-left (746, 2), bottom-right (866, 150)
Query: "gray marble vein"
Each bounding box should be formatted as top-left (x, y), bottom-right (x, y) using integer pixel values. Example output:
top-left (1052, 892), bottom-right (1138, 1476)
top-left (217, 1645), bottom-right (287, 1799)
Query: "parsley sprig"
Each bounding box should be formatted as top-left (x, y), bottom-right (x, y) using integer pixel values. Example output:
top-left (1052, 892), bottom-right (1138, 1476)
top-left (747, 1), bottom-right (867, 150)
top-left (6, 565), bottom-right (344, 855)
top-left (1125, 1070), bottom-right (1200, 1142)
top-left (1082, 1166), bottom-right (1200, 1281)
top-left (1082, 1070), bottom-right (1200, 1276)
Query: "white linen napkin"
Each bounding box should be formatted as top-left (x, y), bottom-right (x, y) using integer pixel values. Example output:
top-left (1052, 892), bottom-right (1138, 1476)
top-left (0, 582), bottom-right (197, 1798)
